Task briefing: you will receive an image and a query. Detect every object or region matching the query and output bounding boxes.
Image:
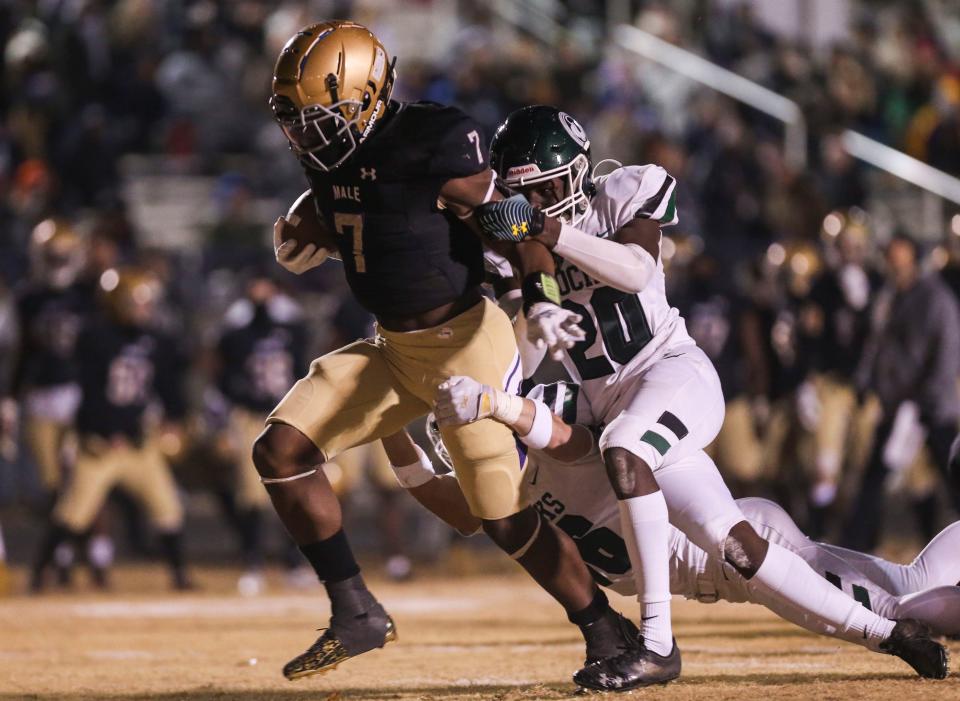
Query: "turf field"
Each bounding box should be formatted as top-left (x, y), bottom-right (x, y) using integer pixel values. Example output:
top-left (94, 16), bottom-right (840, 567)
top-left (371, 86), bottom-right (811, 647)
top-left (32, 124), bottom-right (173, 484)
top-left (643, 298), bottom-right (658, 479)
top-left (1, 565), bottom-right (957, 701)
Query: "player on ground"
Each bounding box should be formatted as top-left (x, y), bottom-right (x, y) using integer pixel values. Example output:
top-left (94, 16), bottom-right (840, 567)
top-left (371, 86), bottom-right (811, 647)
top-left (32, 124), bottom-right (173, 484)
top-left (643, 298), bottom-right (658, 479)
top-left (30, 267), bottom-right (192, 591)
top-left (472, 106), bottom-right (948, 689)
top-left (259, 21), bottom-right (635, 681)
top-left (411, 379), bottom-right (949, 679)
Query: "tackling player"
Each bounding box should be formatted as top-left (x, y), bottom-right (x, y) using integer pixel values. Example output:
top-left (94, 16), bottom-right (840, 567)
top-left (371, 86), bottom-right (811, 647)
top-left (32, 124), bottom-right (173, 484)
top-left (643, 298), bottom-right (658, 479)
top-left (472, 106), bottom-right (948, 690)
top-left (416, 378), bottom-right (949, 680)
top-left (258, 21), bottom-right (633, 681)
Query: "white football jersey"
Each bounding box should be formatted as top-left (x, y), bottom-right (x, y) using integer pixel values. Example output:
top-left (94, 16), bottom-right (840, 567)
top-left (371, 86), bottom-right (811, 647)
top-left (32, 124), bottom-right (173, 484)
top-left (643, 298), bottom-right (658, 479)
top-left (555, 165), bottom-right (694, 419)
top-left (520, 439), bottom-right (705, 600)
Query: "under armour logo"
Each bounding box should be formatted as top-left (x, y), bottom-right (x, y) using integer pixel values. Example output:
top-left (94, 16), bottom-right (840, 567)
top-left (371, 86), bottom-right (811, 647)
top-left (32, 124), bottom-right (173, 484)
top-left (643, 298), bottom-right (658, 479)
top-left (360, 168), bottom-right (377, 181)
top-left (511, 221), bottom-right (529, 238)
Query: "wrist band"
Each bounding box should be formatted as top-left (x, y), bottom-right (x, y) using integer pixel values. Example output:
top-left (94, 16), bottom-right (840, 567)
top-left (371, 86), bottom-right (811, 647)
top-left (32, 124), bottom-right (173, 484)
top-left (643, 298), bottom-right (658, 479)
top-left (519, 399), bottom-right (553, 450)
top-left (521, 272), bottom-right (561, 312)
top-left (391, 445), bottom-right (436, 489)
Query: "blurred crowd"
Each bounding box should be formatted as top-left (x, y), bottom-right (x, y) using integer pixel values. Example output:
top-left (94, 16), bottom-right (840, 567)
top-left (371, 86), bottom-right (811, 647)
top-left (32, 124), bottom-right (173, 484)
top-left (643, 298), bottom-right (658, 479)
top-left (2, 0), bottom-right (960, 593)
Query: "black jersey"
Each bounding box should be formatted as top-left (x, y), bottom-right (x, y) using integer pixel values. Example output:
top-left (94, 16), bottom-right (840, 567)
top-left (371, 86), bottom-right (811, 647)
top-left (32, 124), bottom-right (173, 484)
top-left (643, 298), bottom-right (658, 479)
top-left (74, 317), bottom-right (186, 441)
top-left (808, 267), bottom-right (879, 377)
top-left (303, 101), bottom-right (488, 319)
top-left (11, 282), bottom-right (95, 393)
top-left (217, 300), bottom-right (308, 413)
top-left (684, 291), bottom-right (748, 400)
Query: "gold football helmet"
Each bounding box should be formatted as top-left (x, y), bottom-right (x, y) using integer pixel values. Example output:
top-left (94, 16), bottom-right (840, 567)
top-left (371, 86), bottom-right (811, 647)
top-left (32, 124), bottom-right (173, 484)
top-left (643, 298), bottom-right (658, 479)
top-left (99, 266), bottom-right (162, 327)
top-left (29, 218), bottom-right (85, 289)
top-left (270, 20), bottom-right (396, 171)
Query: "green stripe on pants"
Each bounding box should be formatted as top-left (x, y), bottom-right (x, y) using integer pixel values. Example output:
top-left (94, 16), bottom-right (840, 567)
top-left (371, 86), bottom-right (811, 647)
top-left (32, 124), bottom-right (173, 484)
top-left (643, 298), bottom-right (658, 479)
top-left (640, 430), bottom-right (671, 456)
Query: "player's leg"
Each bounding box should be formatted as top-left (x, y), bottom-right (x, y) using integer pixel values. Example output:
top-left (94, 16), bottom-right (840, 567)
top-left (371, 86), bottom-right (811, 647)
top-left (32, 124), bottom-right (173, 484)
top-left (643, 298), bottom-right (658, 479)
top-left (809, 375), bottom-right (855, 536)
top-left (383, 299), bottom-right (638, 667)
top-left (120, 443), bottom-right (189, 589)
top-left (895, 587), bottom-right (960, 636)
top-left (31, 440), bottom-right (119, 591)
top-left (253, 340), bottom-right (427, 679)
top-left (230, 408), bottom-right (272, 591)
top-left (661, 456), bottom-right (947, 677)
top-left (598, 347), bottom-right (724, 662)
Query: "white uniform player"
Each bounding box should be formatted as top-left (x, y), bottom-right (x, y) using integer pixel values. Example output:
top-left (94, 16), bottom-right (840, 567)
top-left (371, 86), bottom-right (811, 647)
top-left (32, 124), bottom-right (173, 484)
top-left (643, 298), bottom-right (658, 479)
top-left (474, 106), bottom-right (947, 688)
top-left (410, 378), bottom-right (954, 678)
top-left (526, 445), bottom-right (960, 646)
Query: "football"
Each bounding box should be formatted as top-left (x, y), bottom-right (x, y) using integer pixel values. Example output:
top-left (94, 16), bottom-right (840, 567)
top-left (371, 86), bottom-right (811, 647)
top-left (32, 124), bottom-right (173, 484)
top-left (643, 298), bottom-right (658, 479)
top-left (281, 189), bottom-right (339, 255)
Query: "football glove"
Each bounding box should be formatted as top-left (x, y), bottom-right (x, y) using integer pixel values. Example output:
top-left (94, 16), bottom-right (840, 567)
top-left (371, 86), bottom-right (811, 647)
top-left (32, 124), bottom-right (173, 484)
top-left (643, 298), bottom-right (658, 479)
top-left (435, 376), bottom-right (523, 428)
top-left (526, 303), bottom-right (586, 361)
top-left (273, 217), bottom-right (328, 274)
top-left (474, 194), bottom-right (545, 242)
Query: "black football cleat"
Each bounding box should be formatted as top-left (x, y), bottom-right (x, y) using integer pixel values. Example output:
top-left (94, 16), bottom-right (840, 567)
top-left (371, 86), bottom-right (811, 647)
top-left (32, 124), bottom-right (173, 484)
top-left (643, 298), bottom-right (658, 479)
top-left (574, 637), bottom-right (681, 691)
top-left (582, 611), bottom-right (641, 665)
top-left (283, 613), bottom-right (397, 681)
top-left (879, 619), bottom-right (948, 679)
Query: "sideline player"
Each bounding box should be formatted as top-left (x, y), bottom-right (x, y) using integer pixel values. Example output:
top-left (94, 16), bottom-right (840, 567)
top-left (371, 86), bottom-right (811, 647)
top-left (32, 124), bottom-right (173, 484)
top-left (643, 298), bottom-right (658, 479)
top-left (390, 379), bottom-right (949, 679)
top-left (259, 21), bottom-right (634, 681)
top-left (471, 106), bottom-right (947, 689)
top-left (30, 267), bottom-right (191, 591)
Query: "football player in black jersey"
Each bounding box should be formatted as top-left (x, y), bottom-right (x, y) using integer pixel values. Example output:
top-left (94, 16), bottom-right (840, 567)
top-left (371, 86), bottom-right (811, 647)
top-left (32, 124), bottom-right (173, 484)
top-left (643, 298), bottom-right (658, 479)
top-left (213, 269), bottom-right (309, 593)
top-left (256, 20), bottom-right (633, 682)
top-left (4, 220), bottom-right (92, 503)
top-left (30, 267), bottom-right (192, 591)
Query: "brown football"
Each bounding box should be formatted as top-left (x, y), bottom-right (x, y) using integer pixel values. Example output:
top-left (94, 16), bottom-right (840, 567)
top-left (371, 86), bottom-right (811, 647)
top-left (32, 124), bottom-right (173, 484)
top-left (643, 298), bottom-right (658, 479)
top-left (282, 190), bottom-right (339, 255)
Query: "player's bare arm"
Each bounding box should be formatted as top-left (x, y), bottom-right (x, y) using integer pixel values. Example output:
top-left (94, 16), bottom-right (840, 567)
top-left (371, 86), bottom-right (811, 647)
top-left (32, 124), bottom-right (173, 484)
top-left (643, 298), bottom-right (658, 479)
top-left (435, 375), bottom-right (593, 462)
top-left (379, 431), bottom-right (481, 536)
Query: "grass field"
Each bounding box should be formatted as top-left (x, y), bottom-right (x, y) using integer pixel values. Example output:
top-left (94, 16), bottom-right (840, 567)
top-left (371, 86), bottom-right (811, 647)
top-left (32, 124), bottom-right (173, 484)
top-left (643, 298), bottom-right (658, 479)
top-left (1, 565), bottom-right (958, 701)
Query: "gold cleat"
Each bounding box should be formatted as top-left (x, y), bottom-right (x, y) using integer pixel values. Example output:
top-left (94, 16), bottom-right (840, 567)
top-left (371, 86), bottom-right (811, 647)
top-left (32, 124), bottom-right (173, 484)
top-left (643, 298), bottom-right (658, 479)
top-left (283, 616), bottom-right (397, 681)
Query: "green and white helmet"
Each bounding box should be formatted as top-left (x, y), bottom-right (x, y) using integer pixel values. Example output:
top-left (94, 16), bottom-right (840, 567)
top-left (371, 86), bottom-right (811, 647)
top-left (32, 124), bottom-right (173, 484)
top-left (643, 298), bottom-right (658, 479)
top-left (489, 105), bottom-right (594, 225)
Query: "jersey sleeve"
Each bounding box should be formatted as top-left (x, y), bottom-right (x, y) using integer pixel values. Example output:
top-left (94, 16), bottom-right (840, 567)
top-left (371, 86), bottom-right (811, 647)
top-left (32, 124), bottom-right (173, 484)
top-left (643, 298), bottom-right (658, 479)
top-left (425, 107), bottom-right (489, 179)
top-left (601, 165), bottom-right (679, 231)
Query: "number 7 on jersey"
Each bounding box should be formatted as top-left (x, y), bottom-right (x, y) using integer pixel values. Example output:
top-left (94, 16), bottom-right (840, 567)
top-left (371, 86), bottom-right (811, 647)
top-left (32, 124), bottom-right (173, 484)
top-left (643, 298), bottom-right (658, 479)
top-left (334, 213), bottom-right (366, 273)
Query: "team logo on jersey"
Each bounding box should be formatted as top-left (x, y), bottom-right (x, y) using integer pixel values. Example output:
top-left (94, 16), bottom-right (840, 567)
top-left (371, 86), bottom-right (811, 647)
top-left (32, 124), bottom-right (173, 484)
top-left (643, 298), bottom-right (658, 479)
top-left (360, 167), bottom-right (377, 181)
top-left (559, 112), bottom-right (588, 148)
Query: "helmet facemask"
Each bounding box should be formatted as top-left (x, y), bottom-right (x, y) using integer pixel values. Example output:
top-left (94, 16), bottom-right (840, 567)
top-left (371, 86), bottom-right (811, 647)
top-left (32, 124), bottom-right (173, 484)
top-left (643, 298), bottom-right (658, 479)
top-left (271, 51), bottom-right (396, 172)
top-left (272, 93), bottom-right (364, 172)
top-left (505, 153), bottom-right (591, 226)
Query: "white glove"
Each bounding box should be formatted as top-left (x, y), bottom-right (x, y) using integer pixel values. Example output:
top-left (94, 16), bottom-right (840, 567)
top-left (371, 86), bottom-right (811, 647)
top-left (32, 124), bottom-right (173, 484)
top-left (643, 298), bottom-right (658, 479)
top-left (435, 376), bottom-right (523, 428)
top-left (273, 216), bottom-right (328, 274)
top-left (525, 302), bottom-right (586, 361)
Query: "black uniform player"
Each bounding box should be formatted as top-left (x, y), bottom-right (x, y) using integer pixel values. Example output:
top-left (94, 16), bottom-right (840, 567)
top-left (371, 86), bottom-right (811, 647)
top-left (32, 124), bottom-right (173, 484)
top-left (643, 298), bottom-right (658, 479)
top-left (257, 20), bottom-right (626, 682)
top-left (6, 219), bottom-right (93, 501)
top-left (31, 267), bottom-right (192, 591)
top-left (214, 271), bottom-right (308, 592)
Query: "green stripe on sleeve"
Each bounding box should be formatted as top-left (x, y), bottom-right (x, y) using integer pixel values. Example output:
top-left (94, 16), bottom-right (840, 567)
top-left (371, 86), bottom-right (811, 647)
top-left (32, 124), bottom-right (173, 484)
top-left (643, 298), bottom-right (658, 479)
top-left (640, 430), bottom-right (671, 456)
top-left (658, 191), bottom-right (677, 224)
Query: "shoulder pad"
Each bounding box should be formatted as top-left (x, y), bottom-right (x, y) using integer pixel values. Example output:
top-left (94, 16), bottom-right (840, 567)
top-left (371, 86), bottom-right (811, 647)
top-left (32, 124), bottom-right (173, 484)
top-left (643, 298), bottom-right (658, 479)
top-left (595, 164), bottom-right (678, 229)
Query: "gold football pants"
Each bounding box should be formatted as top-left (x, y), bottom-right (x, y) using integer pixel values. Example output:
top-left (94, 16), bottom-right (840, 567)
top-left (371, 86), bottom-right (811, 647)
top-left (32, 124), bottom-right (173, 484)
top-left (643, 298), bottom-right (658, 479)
top-left (54, 437), bottom-right (183, 532)
top-left (268, 298), bottom-right (525, 520)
